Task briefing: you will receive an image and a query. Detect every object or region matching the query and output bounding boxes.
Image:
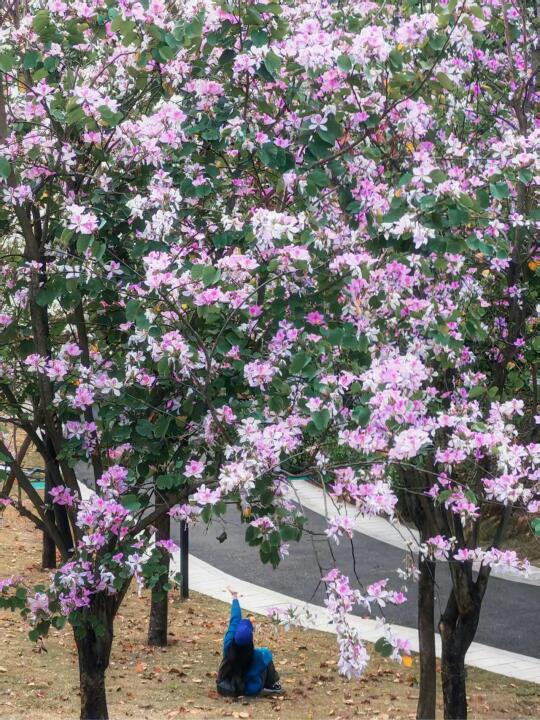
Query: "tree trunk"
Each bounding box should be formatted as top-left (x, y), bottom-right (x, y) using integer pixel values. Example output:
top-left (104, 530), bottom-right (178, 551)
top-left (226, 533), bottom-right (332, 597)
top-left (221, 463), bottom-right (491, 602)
top-left (75, 595), bottom-right (116, 720)
top-left (42, 470), bottom-right (56, 569)
top-left (417, 556), bottom-right (437, 720)
top-left (439, 592), bottom-right (481, 720)
top-left (54, 500), bottom-right (72, 553)
top-left (148, 511), bottom-right (170, 646)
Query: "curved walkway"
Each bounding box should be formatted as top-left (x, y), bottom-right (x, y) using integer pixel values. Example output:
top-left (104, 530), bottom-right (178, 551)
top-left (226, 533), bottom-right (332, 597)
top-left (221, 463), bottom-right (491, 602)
top-left (287, 479), bottom-right (540, 587)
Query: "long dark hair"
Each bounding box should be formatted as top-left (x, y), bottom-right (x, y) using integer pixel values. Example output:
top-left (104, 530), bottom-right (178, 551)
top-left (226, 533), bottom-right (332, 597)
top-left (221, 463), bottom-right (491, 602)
top-left (219, 639), bottom-right (254, 696)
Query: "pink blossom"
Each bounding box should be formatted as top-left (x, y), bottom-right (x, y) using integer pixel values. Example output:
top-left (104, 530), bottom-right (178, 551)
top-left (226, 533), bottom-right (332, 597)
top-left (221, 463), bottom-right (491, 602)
top-left (29, 592), bottom-right (50, 618)
top-left (325, 516), bottom-right (355, 544)
top-left (192, 484), bottom-right (221, 505)
top-left (66, 203), bottom-right (99, 234)
top-left (72, 385), bottom-right (95, 410)
top-left (49, 485), bottom-right (78, 507)
top-left (184, 459), bottom-right (205, 478)
top-left (156, 539), bottom-right (179, 554)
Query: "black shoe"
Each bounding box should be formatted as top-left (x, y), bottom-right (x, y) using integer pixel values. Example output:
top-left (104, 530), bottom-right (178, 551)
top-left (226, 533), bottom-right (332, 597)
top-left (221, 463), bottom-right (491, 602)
top-left (262, 682), bottom-right (283, 696)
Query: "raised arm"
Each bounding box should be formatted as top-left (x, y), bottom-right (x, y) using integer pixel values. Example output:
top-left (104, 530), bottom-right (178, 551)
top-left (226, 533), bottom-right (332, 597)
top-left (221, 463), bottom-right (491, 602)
top-left (223, 586), bottom-right (242, 654)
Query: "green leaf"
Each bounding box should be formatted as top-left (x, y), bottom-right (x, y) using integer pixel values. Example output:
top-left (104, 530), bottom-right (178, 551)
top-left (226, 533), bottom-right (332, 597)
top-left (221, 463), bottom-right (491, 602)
top-left (251, 29), bottom-right (268, 47)
top-left (201, 265), bottom-right (220, 287)
top-left (155, 474), bottom-right (182, 490)
top-left (311, 409), bottom-right (331, 431)
top-left (290, 352), bottom-right (311, 374)
top-left (374, 637), bottom-right (394, 658)
top-left (490, 182), bottom-right (510, 200)
top-left (185, 18), bottom-right (203, 38)
top-left (468, 385), bottom-right (486, 399)
top-left (317, 115), bottom-right (342, 146)
top-left (125, 300), bottom-right (139, 322)
top-left (52, 615), bottom-right (66, 631)
top-left (245, 524), bottom-right (258, 543)
top-left (0, 157), bottom-right (11, 179)
top-left (154, 414), bottom-right (171, 438)
top-left (66, 106), bottom-right (86, 125)
top-left (399, 172), bottom-right (413, 186)
top-left (263, 51), bottom-right (281, 76)
top-left (44, 56), bottom-right (59, 73)
top-left (388, 50), bottom-right (403, 70)
top-left (436, 490), bottom-right (452, 505)
top-left (279, 524), bottom-right (298, 541)
top-left (92, 241), bottom-right (106, 261)
top-left (269, 395), bottom-right (285, 413)
top-left (36, 282), bottom-right (62, 306)
top-left (337, 53), bottom-right (352, 72)
top-left (464, 489), bottom-right (477, 505)
top-left (429, 34), bottom-right (447, 51)
top-left (352, 405), bottom-right (370, 427)
top-left (157, 356), bottom-right (171, 377)
top-left (23, 51), bottom-right (40, 70)
top-left (308, 168), bottom-right (330, 187)
top-left (111, 16), bottom-right (137, 44)
top-left (135, 419), bottom-right (154, 438)
top-left (476, 188), bottom-right (490, 209)
top-left (518, 168), bottom-right (533, 184)
top-left (213, 500), bottom-right (226, 516)
top-left (448, 206), bottom-right (469, 226)
top-left (33, 9), bottom-right (51, 33)
top-left (99, 106), bottom-right (124, 127)
top-left (0, 52), bottom-right (15, 73)
top-left (32, 68), bottom-right (49, 82)
top-left (419, 195), bottom-right (436, 211)
top-left (120, 494), bottom-right (142, 511)
top-left (158, 44), bottom-right (176, 61)
top-left (435, 72), bottom-right (454, 91)
top-left (430, 169), bottom-right (447, 184)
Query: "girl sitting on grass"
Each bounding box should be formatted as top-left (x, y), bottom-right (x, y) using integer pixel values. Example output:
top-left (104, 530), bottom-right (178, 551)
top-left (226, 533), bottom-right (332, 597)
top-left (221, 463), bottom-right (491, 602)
top-left (217, 586), bottom-right (283, 698)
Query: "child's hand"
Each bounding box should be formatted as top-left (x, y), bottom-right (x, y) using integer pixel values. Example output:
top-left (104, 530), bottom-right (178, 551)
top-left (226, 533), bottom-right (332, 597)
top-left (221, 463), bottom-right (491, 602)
top-left (226, 585), bottom-right (239, 599)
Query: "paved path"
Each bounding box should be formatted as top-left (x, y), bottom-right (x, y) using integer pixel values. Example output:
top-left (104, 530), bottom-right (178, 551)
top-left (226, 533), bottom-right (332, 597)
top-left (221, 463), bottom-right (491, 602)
top-left (288, 480), bottom-right (540, 587)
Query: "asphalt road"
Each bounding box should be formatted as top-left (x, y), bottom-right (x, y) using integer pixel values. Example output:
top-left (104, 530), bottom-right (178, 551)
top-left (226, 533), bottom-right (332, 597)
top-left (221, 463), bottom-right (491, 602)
top-left (172, 504), bottom-right (540, 659)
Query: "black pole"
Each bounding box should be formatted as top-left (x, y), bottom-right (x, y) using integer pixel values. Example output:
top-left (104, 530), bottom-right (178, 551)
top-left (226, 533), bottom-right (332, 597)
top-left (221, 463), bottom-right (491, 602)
top-left (180, 520), bottom-right (189, 599)
top-left (42, 469), bottom-right (56, 569)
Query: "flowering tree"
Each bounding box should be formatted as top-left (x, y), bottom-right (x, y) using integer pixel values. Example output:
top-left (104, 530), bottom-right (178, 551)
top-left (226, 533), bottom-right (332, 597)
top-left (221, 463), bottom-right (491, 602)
top-left (0, 1), bottom-right (538, 719)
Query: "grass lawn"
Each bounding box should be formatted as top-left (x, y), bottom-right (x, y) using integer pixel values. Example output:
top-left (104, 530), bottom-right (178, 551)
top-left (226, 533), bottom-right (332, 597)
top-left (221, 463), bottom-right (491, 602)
top-left (1, 503), bottom-right (539, 720)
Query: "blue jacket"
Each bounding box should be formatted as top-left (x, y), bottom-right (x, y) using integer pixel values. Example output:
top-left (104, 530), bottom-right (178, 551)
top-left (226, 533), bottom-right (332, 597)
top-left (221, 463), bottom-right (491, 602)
top-left (223, 599), bottom-right (273, 695)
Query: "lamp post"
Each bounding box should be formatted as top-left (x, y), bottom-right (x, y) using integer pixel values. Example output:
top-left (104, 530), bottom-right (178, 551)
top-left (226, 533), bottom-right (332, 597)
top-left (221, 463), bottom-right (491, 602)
top-left (180, 519), bottom-right (189, 599)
